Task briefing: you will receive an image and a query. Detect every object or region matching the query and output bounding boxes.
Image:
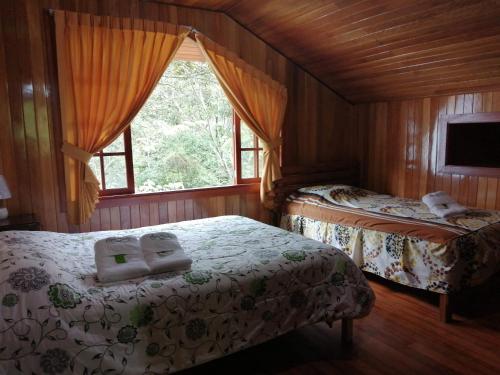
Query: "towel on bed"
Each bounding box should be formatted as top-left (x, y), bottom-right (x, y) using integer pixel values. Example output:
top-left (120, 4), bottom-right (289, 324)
top-left (422, 191), bottom-right (468, 218)
top-left (140, 232), bottom-right (192, 274)
top-left (94, 236), bottom-right (150, 283)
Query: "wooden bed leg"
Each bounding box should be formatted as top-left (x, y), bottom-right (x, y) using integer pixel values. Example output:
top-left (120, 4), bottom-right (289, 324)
top-left (341, 318), bottom-right (353, 345)
top-left (439, 294), bottom-right (452, 323)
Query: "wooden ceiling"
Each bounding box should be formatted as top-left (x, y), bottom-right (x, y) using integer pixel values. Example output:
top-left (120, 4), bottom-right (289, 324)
top-left (154, 0), bottom-right (500, 102)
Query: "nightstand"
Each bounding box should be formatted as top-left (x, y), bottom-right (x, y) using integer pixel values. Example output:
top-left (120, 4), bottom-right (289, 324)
top-left (0, 214), bottom-right (40, 231)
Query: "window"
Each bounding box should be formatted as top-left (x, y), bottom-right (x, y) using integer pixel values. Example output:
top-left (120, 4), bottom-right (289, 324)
top-left (89, 39), bottom-right (263, 196)
top-left (88, 129), bottom-right (134, 196)
top-left (437, 112), bottom-right (500, 177)
top-left (234, 115), bottom-right (263, 183)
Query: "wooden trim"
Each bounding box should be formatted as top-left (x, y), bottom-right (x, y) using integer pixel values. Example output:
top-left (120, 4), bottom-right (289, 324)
top-left (124, 126), bottom-right (135, 194)
top-left (439, 165), bottom-right (500, 177)
top-left (96, 183), bottom-right (260, 208)
top-left (96, 128), bottom-right (135, 195)
top-left (44, 11), bottom-right (67, 212)
top-left (437, 112), bottom-right (500, 177)
top-left (234, 111), bottom-right (262, 184)
top-left (439, 294), bottom-right (452, 323)
top-left (341, 318), bottom-right (353, 345)
top-left (233, 112), bottom-right (242, 184)
top-left (445, 112), bottom-right (500, 124)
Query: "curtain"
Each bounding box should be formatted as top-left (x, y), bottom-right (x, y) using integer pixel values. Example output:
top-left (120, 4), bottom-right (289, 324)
top-left (54, 11), bottom-right (190, 224)
top-left (195, 33), bottom-right (288, 208)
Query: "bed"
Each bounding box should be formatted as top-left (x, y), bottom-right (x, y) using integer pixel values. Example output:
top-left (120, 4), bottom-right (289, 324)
top-left (278, 184), bottom-right (500, 321)
top-left (0, 215), bottom-right (373, 374)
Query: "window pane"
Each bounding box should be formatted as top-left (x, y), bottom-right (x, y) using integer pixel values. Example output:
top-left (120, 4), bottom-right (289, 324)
top-left (103, 155), bottom-right (127, 189)
top-left (88, 157), bottom-right (102, 187)
top-left (103, 134), bottom-right (124, 153)
top-left (240, 122), bottom-right (255, 148)
top-left (131, 60), bottom-right (234, 193)
top-left (258, 149), bottom-right (264, 178)
top-left (241, 150), bottom-right (256, 179)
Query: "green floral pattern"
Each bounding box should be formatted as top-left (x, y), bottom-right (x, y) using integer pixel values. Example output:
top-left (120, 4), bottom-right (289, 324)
top-left (0, 216), bottom-right (373, 374)
top-left (48, 283), bottom-right (82, 309)
top-left (40, 348), bottom-right (70, 374)
top-left (282, 250), bottom-right (306, 262)
top-left (183, 270), bottom-right (212, 285)
top-left (130, 304), bottom-right (154, 327)
top-left (2, 293), bottom-right (18, 307)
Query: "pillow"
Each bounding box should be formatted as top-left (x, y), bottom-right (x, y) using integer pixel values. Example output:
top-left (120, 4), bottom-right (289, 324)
top-left (298, 184), bottom-right (377, 207)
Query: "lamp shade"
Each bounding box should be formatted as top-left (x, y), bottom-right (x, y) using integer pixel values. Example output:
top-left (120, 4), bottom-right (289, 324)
top-left (0, 175), bottom-right (12, 199)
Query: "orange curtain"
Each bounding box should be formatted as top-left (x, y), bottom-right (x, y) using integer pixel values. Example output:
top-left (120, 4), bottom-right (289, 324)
top-left (54, 11), bottom-right (189, 224)
top-left (195, 33), bottom-right (287, 208)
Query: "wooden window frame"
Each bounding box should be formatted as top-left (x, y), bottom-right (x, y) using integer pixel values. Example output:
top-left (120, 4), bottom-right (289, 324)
top-left (94, 128), bottom-right (135, 196)
top-left (437, 112), bottom-right (500, 177)
top-left (233, 113), bottom-right (263, 184)
top-left (96, 113), bottom-right (262, 198)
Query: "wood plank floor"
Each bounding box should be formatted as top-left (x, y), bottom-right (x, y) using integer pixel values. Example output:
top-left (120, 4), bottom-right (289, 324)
top-left (183, 274), bottom-right (500, 375)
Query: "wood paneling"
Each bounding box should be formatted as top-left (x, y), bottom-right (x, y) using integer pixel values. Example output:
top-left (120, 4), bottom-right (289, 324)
top-left (164, 0), bottom-right (500, 102)
top-left (355, 91), bottom-right (500, 210)
top-left (78, 188), bottom-right (271, 233)
top-left (0, 0), bottom-right (353, 232)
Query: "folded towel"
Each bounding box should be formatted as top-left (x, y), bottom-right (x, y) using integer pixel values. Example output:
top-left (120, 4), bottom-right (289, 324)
top-left (94, 236), bottom-right (150, 283)
top-left (422, 191), bottom-right (468, 218)
top-left (140, 232), bottom-right (192, 274)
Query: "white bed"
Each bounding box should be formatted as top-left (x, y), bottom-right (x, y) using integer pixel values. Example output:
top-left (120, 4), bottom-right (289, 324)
top-left (0, 216), bottom-right (374, 374)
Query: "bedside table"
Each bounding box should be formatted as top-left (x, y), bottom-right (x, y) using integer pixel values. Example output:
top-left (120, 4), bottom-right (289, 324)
top-left (0, 214), bottom-right (40, 231)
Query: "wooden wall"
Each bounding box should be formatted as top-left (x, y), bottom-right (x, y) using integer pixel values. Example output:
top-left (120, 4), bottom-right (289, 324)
top-left (0, 0), bottom-right (354, 232)
top-left (355, 91), bottom-right (500, 210)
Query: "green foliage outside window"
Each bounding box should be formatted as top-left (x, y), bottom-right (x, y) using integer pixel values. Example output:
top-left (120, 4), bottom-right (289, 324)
top-left (131, 60), bottom-right (234, 192)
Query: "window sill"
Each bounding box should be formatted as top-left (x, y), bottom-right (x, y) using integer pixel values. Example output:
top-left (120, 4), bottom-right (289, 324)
top-left (96, 183), bottom-right (260, 209)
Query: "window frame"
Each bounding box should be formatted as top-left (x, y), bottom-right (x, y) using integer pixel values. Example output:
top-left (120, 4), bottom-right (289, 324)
top-left (93, 127), bottom-right (135, 196)
top-left (94, 114), bottom-right (264, 197)
top-left (233, 113), bottom-right (263, 184)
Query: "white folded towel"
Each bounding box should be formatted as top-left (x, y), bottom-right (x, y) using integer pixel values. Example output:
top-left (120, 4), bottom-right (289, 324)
top-left (94, 236), bottom-right (150, 283)
top-left (140, 232), bottom-right (192, 274)
top-left (422, 191), bottom-right (468, 218)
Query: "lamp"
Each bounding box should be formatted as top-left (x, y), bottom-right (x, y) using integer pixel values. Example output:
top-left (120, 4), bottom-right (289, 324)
top-left (0, 175), bottom-right (12, 220)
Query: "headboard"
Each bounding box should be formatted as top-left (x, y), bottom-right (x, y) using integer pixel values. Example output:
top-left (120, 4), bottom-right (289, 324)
top-left (271, 161), bottom-right (359, 219)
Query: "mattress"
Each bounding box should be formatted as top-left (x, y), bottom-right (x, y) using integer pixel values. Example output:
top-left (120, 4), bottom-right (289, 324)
top-left (281, 185), bottom-right (500, 294)
top-left (0, 215), bottom-right (373, 374)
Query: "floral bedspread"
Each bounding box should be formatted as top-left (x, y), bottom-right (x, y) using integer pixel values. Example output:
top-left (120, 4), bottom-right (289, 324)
top-left (0, 216), bottom-right (373, 374)
top-left (281, 185), bottom-right (500, 294)
top-left (297, 184), bottom-right (500, 231)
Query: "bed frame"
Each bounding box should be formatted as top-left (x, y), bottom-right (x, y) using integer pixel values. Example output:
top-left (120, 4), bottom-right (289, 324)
top-left (271, 164), bottom-right (455, 323)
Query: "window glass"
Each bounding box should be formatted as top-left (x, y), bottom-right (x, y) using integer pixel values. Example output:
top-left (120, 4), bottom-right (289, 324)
top-left (131, 60), bottom-right (234, 193)
top-left (88, 157), bottom-right (102, 186)
top-left (103, 156), bottom-right (127, 189)
top-left (240, 122), bottom-right (255, 148)
top-left (241, 150), bottom-right (256, 179)
top-left (103, 135), bottom-right (124, 153)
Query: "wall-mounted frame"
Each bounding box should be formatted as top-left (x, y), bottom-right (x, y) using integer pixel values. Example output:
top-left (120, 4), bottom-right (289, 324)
top-left (437, 112), bottom-right (500, 177)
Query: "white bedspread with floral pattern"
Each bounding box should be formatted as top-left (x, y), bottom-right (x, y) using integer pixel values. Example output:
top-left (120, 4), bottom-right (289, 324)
top-left (0, 216), bottom-right (373, 374)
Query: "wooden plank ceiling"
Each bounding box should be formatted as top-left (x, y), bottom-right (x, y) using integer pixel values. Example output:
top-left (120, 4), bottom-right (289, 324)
top-left (160, 0), bottom-right (500, 102)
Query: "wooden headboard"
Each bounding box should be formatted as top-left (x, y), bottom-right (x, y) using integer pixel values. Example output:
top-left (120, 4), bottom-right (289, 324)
top-left (271, 161), bottom-right (359, 216)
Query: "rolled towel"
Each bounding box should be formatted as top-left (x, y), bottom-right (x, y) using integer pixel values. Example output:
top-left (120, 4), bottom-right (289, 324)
top-left (422, 191), bottom-right (468, 218)
top-left (140, 232), bottom-right (192, 274)
top-left (94, 236), bottom-right (150, 283)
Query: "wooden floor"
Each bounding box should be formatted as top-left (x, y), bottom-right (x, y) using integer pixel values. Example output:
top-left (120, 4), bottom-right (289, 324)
top-left (184, 274), bottom-right (500, 375)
